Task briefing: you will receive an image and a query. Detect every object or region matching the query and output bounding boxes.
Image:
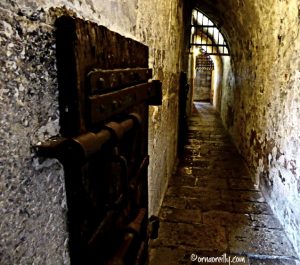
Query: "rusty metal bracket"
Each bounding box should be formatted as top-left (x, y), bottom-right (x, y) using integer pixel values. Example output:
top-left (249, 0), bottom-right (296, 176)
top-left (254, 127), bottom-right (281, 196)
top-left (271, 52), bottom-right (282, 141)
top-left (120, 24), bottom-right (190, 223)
top-left (88, 68), bottom-right (152, 95)
top-left (108, 208), bottom-right (147, 265)
top-left (89, 81), bottom-right (162, 126)
top-left (148, 215), bottom-right (160, 239)
top-left (34, 113), bottom-right (142, 163)
top-left (33, 137), bottom-right (68, 159)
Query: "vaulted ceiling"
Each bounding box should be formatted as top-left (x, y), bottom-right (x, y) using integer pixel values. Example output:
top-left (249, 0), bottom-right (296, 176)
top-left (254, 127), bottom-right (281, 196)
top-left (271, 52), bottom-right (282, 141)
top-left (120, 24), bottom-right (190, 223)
top-left (189, 0), bottom-right (261, 57)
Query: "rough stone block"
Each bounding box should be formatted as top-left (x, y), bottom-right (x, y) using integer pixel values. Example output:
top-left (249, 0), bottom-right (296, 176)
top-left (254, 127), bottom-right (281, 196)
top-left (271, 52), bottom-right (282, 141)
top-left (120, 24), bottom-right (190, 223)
top-left (203, 211), bottom-right (251, 227)
top-left (229, 226), bottom-right (297, 258)
top-left (221, 190), bottom-right (265, 203)
top-left (149, 247), bottom-right (190, 265)
top-left (166, 186), bottom-right (221, 199)
top-left (195, 197), bottom-right (234, 212)
top-left (232, 201), bottom-right (273, 215)
top-left (250, 214), bottom-right (282, 229)
top-left (159, 207), bottom-right (202, 224)
top-left (162, 195), bottom-right (186, 209)
top-left (228, 178), bottom-right (259, 191)
top-left (249, 258), bottom-right (300, 265)
top-left (152, 222), bottom-right (227, 252)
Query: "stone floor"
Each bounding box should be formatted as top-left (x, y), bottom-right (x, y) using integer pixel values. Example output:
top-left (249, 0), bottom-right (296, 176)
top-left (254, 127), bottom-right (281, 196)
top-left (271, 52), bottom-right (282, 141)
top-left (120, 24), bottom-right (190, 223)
top-left (149, 102), bottom-right (300, 265)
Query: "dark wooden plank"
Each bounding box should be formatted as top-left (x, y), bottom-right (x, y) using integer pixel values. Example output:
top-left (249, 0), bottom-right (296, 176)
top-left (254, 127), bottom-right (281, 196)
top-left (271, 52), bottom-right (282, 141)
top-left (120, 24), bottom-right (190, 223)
top-left (55, 16), bottom-right (149, 136)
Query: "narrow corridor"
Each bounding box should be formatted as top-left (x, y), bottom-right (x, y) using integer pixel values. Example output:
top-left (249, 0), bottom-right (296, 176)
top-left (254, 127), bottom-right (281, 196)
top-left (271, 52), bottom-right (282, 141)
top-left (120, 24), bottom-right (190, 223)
top-left (149, 102), bottom-right (299, 265)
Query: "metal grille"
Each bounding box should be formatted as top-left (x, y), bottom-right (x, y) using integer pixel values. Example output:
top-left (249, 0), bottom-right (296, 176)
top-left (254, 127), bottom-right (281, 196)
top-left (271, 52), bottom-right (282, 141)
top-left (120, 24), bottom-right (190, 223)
top-left (190, 9), bottom-right (230, 56)
top-left (196, 51), bottom-right (214, 71)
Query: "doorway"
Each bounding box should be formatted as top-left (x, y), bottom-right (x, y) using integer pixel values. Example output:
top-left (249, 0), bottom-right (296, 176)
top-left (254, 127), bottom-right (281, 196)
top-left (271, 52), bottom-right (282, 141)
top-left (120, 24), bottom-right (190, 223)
top-left (188, 8), bottom-right (230, 114)
top-left (194, 51), bottom-right (214, 103)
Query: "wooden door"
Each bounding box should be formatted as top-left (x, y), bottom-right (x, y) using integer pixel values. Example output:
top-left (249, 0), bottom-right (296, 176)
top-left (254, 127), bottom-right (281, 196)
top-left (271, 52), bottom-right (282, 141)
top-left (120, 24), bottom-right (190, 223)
top-left (35, 15), bottom-right (161, 265)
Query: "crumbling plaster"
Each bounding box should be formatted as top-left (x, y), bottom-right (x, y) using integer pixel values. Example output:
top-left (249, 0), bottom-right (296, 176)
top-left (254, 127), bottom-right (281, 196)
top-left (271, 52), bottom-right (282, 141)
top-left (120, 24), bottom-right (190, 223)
top-left (0, 0), bottom-right (186, 263)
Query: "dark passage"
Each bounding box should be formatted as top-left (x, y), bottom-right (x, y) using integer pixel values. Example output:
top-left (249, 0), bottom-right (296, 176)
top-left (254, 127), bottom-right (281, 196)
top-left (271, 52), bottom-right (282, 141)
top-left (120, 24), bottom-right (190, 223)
top-left (149, 102), bottom-right (299, 265)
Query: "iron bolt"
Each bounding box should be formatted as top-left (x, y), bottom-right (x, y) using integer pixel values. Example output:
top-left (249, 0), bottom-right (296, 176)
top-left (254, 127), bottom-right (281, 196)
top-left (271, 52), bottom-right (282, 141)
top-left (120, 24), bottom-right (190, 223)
top-left (98, 78), bottom-right (105, 88)
top-left (112, 100), bottom-right (120, 110)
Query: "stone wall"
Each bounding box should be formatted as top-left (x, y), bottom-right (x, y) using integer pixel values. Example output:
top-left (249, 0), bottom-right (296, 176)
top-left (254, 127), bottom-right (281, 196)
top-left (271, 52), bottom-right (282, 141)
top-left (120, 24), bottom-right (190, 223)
top-left (136, 0), bottom-right (186, 216)
top-left (211, 54), bottom-right (223, 111)
top-left (197, 0), bottom-right (300, 256)
top-left (0, 3), bottom-right (69, 264)
top-left (0, 0), bottom-right (185, 263)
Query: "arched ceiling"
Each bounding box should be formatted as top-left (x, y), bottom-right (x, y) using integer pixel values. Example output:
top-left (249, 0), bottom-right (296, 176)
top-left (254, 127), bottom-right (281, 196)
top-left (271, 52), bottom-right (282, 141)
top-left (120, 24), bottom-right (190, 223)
top-left (190, 0), bottom-right (226, 27)
top-left (189, 0), bottom-right (261, 57)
